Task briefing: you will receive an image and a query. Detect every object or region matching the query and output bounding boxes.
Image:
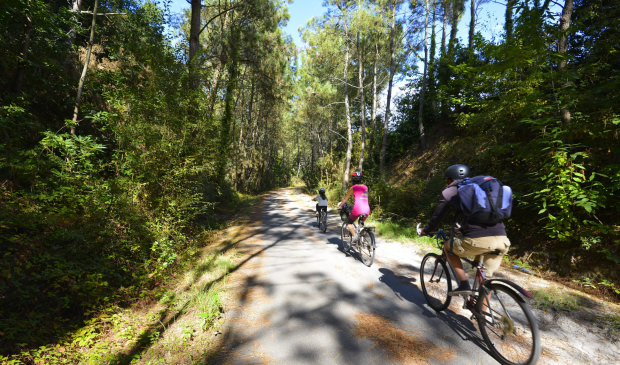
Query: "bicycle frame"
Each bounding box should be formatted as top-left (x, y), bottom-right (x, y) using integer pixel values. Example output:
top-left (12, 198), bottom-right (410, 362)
top-left (422, 227), bottom-right (542, 365)
top-left (484, 279), bottom-right (533, 301)
top-left (434, 229), bottom-right (530, 302)
top-left (352, 218), bottom-right (375, 248)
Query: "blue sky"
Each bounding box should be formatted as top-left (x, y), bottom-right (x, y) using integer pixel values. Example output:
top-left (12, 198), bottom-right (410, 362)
top-left (165, 0), bottom-right (519, 50)
top-left (282, 0), bottom-right (325, 47)
top-left (167, 0), bottom-right (325, 47)
top-left (164, 0), bottom-right (511, 111)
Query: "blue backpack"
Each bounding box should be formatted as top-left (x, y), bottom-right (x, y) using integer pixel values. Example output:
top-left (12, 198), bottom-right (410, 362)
top-left (457, 176), bottom-right (513, 225)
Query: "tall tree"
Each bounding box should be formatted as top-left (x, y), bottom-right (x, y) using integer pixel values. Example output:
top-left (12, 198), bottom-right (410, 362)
top-left (468, 0), bottom-right (475, 50)
top-left (504, 0), bottom-right (514, 43)
top-left (447, 0), bottom-right (464, 57)
top-left (440, 0), bottom-right (448, 56)
top-left (417, 0), bottom-right (429, 149)
top-left (380, 0), bottom-right (397, 175)
top-left (188, 0), bottom-right (201, 92)
top-left (558, 0), bottom-right (574, 124)
top-left (357, 28), bottom-right (367, 171)
top-left (70, 0), bottom-right (99, 134)
top-left (337, 0), bottom-right (354, 190)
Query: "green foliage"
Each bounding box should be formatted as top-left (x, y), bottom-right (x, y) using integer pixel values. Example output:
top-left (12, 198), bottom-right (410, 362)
top-left (0, 0), bottom-right (294, 358)
top-left (527, 143), bottom-right (608, 243)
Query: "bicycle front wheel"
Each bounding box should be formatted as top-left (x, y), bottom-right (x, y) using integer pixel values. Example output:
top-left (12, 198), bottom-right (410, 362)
top-left (357, 230), bottom-right (375, 266)
top-left (340, 223), bottom-right (351, 251)
top-left (477, 283), bottom-right (541, 365)
top-left (419, 253), bottom-right (452, 311)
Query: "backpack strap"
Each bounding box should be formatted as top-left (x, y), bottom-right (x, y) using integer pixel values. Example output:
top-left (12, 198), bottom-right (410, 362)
top-left (449, 213), bottom-right (458, 255)
top-left (484, 178), bottom-right (503, 222)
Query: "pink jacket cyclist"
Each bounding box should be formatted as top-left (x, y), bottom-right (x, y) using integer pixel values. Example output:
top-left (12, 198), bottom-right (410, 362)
top-left (338, 171), bottom-right (370, 243)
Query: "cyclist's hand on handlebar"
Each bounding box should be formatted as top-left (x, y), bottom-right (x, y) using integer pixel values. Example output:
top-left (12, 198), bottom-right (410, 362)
top-left (416, 223), bottom-right (425, 236)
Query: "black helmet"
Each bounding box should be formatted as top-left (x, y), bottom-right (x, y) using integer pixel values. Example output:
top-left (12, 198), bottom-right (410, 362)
top-left (351, 171), bottom-right (363, 183)
top-left (445, 164), bottom-right (470, 181)
top-left (319, 188), bottom-right (326, 194)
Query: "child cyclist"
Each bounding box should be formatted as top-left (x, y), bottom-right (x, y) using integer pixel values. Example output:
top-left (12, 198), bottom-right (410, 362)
top-left (313, 188), bottom-right (328, 216)
top-left (338, 171), bottom-right (370, 244)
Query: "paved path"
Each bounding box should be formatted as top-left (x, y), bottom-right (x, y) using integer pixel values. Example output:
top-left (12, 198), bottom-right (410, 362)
top-left (211, 188), bottom-right (618, 365)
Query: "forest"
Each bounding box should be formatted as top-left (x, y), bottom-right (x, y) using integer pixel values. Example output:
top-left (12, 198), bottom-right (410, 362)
top-left (0, 0), bottom-right (618, 361)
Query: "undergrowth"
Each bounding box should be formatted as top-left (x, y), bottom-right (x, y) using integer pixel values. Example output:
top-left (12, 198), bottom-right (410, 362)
top-left (0, 194), bottom-right (261, 364)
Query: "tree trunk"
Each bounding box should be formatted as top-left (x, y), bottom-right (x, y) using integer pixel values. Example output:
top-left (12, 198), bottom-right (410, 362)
top-left (371, 43), bottom-right (378, 132)
top-left (208, 5), bottom-right (231, 112)
top-left (505, 0), bottom-right (514, 43)
top-left (64, 0), bottom-right (83, 75)
top-left (468, 0), bottom-right (475, 51)
top-left (357, 31), bottom-right (366, 172)
top-left (428, 3), bottom-right (437, 111)
top-left (71, 0), bottom-right (99, 135)
top-left (418, 0), bottom-right (429, 150)
top-left (14, 8), bottom-right (32, 94)
top-left (188, 0), bottom-right (201, 92)
top-left (218, 26), bottom-right (240, 184)
top-left (558, 0), bottom-right (573, 72)
top-left (448, 0), bottom-right (461, 58)
top-left (430, 4), bottom-right (436, 69)
top-left (558, 0), bottom-right (574, 124)
top-left (343, 21), bottom-right (352, 191)
top-left (380, 0), bottom-right (396, 175)
top-left (441, 0), bottom-right (448, 56)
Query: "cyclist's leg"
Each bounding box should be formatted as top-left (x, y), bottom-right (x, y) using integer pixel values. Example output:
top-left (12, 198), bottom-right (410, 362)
top-left (478, 236), bottom-right (511, 277)
top-left (443, 240), bottom-right (468, 283)
top-left (476, 236), bottom-right (511, 311)
top-left (347, 212), bottom-right (358, 242)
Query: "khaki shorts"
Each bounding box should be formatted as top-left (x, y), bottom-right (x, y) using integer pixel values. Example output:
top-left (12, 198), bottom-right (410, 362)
top-left (447, 236), bottom-right (511, 277)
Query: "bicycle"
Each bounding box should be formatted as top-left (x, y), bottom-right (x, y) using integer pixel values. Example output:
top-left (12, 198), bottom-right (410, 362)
top-left (338, 205), bottom-right (375, 266)
top-left (316, 208), bottom-right (327, 233)
top-left (417, 224), bottom-right (541, 365)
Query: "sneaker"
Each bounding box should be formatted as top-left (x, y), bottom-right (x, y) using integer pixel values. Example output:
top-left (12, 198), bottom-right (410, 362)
top-left (351, 235), bottom-right (359, 245)
top-left (449, 282), bottom-right (473, 296)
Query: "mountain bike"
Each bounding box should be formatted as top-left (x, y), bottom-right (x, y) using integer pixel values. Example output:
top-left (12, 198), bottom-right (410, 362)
top-left (338, 206), bottom-right (375, 266)
top-left (417, 224), bottom-right (541, 365)
top-left (316, 208), bottom-right (327, 233)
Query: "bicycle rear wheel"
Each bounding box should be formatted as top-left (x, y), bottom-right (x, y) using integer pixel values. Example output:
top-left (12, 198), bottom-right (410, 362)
top-left (340, 223), bottom-right (351, 251)
top-left (357, 230), bottom-right (375, 266)
top-left (419, 253), bottom-right (452, 311)
top-left (320, 211), bottom-right (327, 232)
top-left (477, 283), bottom-right (541, 365)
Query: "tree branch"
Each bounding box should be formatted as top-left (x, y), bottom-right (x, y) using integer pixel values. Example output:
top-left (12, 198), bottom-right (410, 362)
top-left (80, 11), bottom-right (127, 15)
top-left (198, 4), bottom-right (242, 37)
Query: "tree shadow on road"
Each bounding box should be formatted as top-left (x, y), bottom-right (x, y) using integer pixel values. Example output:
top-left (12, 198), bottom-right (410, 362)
top-left (377, 267), bottom-right (494, 360)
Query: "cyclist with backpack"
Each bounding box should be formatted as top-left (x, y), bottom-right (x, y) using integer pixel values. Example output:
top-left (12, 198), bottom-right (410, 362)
top-left (338, 171), bottom-right (370, 244)
top-left (313, 188), bottom-right (328, 216)
top-left (418, 164), bottom-right (512, 296)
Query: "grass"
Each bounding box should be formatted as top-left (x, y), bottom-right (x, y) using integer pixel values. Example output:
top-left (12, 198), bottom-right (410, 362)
top-left (531, 287), bottom-right (580, 312)
top-left (365, 217), bottom-right (442, 252)
top-left (600, 313), bottom-right (620, 335)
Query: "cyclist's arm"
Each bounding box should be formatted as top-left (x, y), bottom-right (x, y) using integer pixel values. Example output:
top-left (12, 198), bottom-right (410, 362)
top-left (338, 187), bottom-right (353, 208)
top-left (422, 186), bottom-right (457, 234)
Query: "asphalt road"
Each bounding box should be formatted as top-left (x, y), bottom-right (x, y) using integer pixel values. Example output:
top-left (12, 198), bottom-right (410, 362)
top-left (211, 188), bottom-right (510, 365)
